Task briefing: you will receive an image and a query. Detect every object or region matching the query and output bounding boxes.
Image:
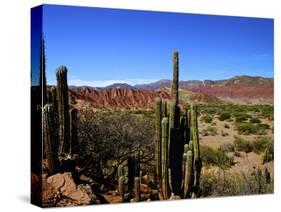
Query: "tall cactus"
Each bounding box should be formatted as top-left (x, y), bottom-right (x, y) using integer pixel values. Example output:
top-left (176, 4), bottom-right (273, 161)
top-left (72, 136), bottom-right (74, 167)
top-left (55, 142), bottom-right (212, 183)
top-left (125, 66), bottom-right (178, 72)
top-left (39, 36), bottom-right (47, 105)
top-left (154, 50), bottom-right (201, 199)
top-left (161, 117), bottom-right (169, 199)
top-left (155, 98), bottom-right (162, 189)
top-left (56, 66), bottom-right (70, 155)
top-left (43, 104), bottom-right (59, 174)
top-left (69, 108), bottom-right (78, 155)
top-left (171, 50), bottom-right (179, 105)
top-left (190, 104), bottom-right (201, 197)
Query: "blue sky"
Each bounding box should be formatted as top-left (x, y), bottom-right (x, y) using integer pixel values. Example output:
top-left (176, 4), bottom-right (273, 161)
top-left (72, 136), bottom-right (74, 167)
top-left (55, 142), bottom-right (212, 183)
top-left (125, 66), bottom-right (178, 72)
top-left (32, 4), bottom-right (274, 87)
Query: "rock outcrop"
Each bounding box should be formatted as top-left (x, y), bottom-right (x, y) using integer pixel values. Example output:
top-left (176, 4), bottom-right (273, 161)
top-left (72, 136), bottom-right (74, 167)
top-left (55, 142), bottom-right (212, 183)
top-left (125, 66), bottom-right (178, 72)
top-left (43, 172), bottom-right (100, 207)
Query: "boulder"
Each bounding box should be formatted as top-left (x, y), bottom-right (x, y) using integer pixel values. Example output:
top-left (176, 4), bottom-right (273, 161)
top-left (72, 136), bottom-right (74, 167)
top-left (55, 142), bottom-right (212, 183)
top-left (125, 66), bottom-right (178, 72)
top-left (46, 172), bottom-right (99, 206)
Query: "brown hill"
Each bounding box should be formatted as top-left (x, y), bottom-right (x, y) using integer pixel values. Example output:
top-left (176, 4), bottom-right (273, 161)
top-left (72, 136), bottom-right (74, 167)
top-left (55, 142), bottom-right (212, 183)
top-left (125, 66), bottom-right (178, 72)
top-left (69, 87), bottom-right (170, 110)
top-left (191, 84), bottom-right (273, 104)
top-left (135, 75), bottom-right (273, 104)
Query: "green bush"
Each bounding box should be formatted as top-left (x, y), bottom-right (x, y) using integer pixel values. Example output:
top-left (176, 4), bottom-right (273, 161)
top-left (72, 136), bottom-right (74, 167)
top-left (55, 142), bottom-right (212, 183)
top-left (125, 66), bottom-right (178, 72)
top-left (233, 112), bottom-right (251, 123)
top-left (260, 105), bottom-right (274, 120)
top-left (202, 115), bottom-right (213, 123)
top-left (235, 123), bottom-right (256, 135)
top-left (250, 118), bottom-right (261, 124)
top-left (235, 116), bottom-right (248, 123)
top-left (258, 123), bottom-right (270, 130)
top-left (235, 122), bottom-right (268, 135)
top-left (234, 136), bottom-right (253, 153)
top-left (219, 112), bottom-right (231, 121)
top-left (201, 146), bottom-right (234, 169)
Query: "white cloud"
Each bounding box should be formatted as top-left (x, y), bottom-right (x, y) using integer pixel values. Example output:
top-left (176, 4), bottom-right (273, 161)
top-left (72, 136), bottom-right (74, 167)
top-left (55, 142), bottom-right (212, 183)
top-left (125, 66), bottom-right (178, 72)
top-left (68, 79), bottom-right (157, 87)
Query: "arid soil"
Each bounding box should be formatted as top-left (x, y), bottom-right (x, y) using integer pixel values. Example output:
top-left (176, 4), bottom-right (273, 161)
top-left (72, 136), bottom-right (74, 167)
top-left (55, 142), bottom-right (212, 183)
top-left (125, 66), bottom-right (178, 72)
top-left (199, 116), bottom-right (274, 174)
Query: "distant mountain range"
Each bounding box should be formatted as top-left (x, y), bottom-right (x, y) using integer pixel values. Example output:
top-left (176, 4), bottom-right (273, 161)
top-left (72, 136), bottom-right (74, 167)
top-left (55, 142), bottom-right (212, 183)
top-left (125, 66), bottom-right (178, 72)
top-left (134, 75), bottom-right (273, 90)
top-left (68, 75), bottom-right (273, 110)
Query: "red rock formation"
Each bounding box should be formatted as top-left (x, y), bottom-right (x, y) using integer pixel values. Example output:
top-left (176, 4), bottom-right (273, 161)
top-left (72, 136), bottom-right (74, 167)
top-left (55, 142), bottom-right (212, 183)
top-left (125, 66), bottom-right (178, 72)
top-left (69, 87), bottom-right (170, 110)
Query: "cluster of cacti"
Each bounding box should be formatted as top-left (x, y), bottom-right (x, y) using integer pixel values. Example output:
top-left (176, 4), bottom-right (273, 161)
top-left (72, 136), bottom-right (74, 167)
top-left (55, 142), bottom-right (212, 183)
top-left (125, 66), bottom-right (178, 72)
top-left (154, 50), bottom-right (201, 199)
top-left (117, 152), bottom-right (142, 202)
top-left (38, 37), bottom-right (78, 175)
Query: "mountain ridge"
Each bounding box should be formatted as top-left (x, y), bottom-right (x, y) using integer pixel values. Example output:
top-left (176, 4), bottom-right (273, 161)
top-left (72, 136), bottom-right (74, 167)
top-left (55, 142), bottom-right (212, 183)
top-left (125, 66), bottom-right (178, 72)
top-left (66, 75), bottom-right (273, 110)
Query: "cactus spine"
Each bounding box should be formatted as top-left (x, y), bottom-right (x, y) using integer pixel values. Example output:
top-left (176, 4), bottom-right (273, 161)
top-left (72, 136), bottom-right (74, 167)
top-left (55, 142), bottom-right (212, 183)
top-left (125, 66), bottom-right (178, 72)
top-left (56, 66), bottom-right (70, 155)
top-left (161, 117), bottom-right (169, 199)
top-left (43, 104), bottom-right (59, 174)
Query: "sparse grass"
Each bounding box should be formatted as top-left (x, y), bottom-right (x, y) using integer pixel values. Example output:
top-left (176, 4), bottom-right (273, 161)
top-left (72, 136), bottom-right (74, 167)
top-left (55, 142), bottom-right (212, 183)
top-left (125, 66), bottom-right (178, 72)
top-left (210, 122), bottom-right (217, 126)
top-left (252, 137), bottom-right (272, 154)
top-left (262, 142), bottom-right (274, 164)
top-left (219, 143), bottom-right (234, 152)
top-left (234, 136), bottom-right (253, 153)
top-left (200, 168), bottom-right (273, 197)
top-left (206, 126), bottom-right (218, 136)
top-left (201, 115), bottom-right (213, 123)
top-left (200, 146), bottom-right (234, 169)
top-left (221, 130), bottom-right (229, 136)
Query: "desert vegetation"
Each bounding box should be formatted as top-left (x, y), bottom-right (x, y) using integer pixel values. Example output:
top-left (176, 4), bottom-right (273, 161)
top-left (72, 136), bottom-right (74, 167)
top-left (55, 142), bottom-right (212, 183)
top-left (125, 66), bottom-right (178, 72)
top-left (31, 39), bottom-right (274, 207)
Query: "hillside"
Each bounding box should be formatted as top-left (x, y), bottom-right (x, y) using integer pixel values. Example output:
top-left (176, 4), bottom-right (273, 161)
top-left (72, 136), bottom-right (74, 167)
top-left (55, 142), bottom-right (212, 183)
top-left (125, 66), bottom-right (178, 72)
top-left (69, 87), bottom-right (170, 110)
top-left (67, 75), bottom-right (273, 110)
